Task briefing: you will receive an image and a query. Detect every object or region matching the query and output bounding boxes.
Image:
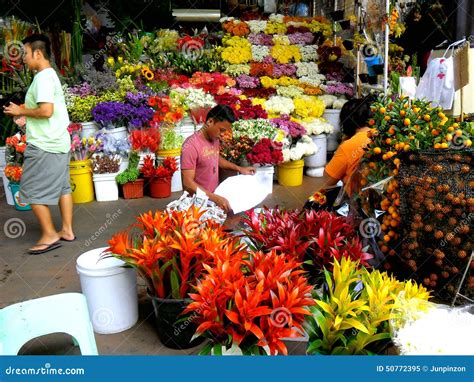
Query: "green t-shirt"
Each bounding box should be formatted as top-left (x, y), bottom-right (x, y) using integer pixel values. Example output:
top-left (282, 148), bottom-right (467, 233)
top-left (25, 67), bottom-right (71, 153)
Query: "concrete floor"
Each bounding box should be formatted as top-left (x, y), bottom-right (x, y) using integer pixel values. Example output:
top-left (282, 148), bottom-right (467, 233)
top-left (0, 174), bottom-right (325, 355)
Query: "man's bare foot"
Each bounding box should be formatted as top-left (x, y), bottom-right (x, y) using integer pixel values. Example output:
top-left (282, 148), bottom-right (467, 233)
top-left (58, 229), bottom-right (76, 241)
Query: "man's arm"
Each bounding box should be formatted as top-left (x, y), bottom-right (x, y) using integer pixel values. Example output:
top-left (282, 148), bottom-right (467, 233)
top-left (182, 168), bottom-right (232, 212)
top-left (218, 156), bottom-right (255, 175)
top-left (3, 102), bottom-right (53, 119)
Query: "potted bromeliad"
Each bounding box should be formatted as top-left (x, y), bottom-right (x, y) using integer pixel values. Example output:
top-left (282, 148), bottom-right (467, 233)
top-left (103, 206), bottom-right (244, 349)
top-left (92, 155), bottom-right (121, 202)
top-left (185, 249), bottom-right (315, 355)
top-left (115, 151), bottom-right (144, 199)
top-left (140, 154), bottom-right (178, 198)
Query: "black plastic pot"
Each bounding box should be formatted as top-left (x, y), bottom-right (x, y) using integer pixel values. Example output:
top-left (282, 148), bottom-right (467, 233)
top-left (330, 10), bottom-right (344, 21)
top-left (368, 75), bottom-right (378, 85)
top-left (150, 295), bottom-right (204, 349)
top-left (359, 74), bottom-right (370, 83)
top-left (338, 20), bottom-right (351, 30)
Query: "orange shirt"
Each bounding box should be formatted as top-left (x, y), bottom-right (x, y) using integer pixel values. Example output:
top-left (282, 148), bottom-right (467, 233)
top-left (325, 128), bottom-right (371, 194)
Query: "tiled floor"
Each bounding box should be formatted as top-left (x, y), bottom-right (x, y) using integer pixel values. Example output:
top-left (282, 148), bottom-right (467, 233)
top-left (0, 174), bottom-right (325, 355)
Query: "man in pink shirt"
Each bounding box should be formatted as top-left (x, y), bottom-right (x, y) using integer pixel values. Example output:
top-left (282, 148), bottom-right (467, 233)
top-left (181, 105), bottom-right (255, 212)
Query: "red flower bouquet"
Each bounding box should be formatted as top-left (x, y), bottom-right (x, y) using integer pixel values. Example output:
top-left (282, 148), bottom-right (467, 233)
top-left (246, 138), bottom-right (283, 166)
top-left (177, 35), bottom-right (205, 51)
top-left (140, 155), bottom-right (178, 179)
top-left (4, 164), bottom-right (23, 183)
top-left (189, 72), bottom-right (236, 95)
top-left (129, 128), bottom-right (161, 152)
top-left (148, 96), bottom-right (184, 126)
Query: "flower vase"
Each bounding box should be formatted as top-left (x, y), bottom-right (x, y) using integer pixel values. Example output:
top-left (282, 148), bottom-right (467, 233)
top-left (80, 122), bottom-right (99, 139)
top-left (277, 160), bottom-right (304, 187)
top-left (104, 126), bottom-right (129, 141)
top-left (323, 109), bottom-right (341, 152)
top-left (121, 179), bottom-right (144, 199)
top-left (305, 135), bottom-right (327, 177)
top-left (149, 177), bottom-right (172, 198)
top-left (8, 182), bottom-right (31, 211)
top-left (92, 173), bottom-right (119, 202)
top-left (69, 159), bottom-right (95, 204)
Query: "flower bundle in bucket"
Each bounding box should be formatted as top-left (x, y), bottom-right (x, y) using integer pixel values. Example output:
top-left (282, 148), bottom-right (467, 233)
top-left (140, 155), bottom-right (178, 198)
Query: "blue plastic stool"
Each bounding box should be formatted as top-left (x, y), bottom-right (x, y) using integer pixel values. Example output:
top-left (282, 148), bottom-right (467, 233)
top-left (0, 293), bottom-right (98, 355)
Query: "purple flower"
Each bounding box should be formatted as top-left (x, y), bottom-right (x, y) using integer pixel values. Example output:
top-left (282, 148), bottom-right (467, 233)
top-left (288, 32), bottom-right (314, 45)
top-left (325, 82), bottom-right (354, 97)
top-left (236, 74), bottom-right (260, 89)
top-left (92, 102), bottom-right (153, 128)
top-left (125, 91), bottom-right (150, 107)
top-left (271, 115), bottom-right (307, 138)
top-left (248, 33), bottom-right (274, 46)
top-left (69, 82), bottom-right (96, 97)
top-left (273, 64), bottom-right (297, 78)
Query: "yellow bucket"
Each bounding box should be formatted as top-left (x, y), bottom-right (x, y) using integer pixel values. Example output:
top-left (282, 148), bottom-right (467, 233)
top-left (157, 148), bottom-right (182, 157)
top-left (277, 160), bottom-right (304, 187)
top-left (70, 159), bottom-right (94, 203)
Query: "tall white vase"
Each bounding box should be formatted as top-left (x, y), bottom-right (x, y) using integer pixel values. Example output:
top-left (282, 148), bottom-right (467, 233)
top-left (80, 122), bottom-right (100, 139)
top-left (323, 109), bottom-right (341, 152)
top-left (305, 134), bottom-right (327, 177)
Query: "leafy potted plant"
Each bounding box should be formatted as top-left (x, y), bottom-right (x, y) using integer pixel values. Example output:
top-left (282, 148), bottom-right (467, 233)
top-left (140, 155), bottom-right (178, 198)
top-left (306, 257), bottom-right (430, 355)
top-left (115, 151), bottom-right (144, 199)
top-left (186, 250), bottom-right (315, 355)
top-left (103, 206), bottom-right (242, 349)
top-left (92, 154), bottom-right (121, 202)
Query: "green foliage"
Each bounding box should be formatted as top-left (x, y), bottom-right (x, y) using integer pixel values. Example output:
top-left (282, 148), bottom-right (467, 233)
top-left (69, 95), bottom-right (100, 122)
top-left (159, 128), bottom-right (184, 150)
top-left (116, 151), bottom-right (140, 185)
top-left (0, 116), bottom-right (19, 146)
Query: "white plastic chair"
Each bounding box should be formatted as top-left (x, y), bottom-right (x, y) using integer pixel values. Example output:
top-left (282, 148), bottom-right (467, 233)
top-left (0, 293), bottom-right (98, 355)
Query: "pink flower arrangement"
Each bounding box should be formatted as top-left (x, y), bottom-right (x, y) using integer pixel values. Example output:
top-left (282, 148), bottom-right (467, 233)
top-left (271, 115), bottom-right (307, 138)
top-left (236, 74), bottom-right (260, 89)
top-left (273, 64), bottom-right (297, 78)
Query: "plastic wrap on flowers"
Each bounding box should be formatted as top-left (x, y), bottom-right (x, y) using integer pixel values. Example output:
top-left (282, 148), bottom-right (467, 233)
top-left (397, 149), bottom-right (473, 302)
top-left (390, 294), bottom-right (474, 355)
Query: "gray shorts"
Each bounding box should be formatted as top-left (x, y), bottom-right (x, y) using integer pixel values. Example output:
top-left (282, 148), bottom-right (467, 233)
top-left (20, 144), bottom-right (71, 205)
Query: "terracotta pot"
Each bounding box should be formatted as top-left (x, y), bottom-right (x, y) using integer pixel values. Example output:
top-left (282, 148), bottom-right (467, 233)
top-left (122, 179), bottom-right (144, 199)
top-left (149, 177), bottom-right (171, 198)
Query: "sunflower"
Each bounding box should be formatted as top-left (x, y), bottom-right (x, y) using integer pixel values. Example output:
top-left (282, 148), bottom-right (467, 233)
top-left (144, 69), bottom-right (154, 81)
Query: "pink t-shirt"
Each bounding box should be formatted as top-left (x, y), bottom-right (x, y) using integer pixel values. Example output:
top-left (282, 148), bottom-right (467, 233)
top-left (181, 131), bottom-right (220, 192)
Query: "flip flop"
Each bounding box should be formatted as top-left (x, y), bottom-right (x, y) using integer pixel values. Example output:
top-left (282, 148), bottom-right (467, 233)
top-left (60, 236), bottom-right (77, 242)
top-left (27, 241), bottom-right (62, 255)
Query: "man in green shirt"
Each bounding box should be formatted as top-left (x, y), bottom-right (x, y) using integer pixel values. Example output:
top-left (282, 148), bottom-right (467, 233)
top-left (4, 34), bottom-right (75, 255)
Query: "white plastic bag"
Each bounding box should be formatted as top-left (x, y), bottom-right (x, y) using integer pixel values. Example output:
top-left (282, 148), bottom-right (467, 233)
top-left (415, 39), bottom-right (465, 110)
top-left (399, 77), bottom-right (417, 99)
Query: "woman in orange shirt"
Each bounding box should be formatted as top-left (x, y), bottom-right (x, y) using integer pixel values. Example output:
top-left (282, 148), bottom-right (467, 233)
top-left (306, 96), bottom-right (374, 209)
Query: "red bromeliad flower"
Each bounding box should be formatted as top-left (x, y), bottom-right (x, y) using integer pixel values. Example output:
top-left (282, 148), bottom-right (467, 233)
top-left (186, 250), bottom-right (315, 355)
top-left (243, 207), bottom-right (373, 274)
top-left (140, 155), bottom-right (178, 179)
top-left (129, 128), bottom-right (160, 152)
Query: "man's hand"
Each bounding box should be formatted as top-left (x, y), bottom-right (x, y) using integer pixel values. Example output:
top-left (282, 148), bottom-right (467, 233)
top-left (3, 102), bottom-right (23, 117)
top-left (210, 194), bottom-right (232, 213)
top-left (238, 166), bottom-right (256, 175)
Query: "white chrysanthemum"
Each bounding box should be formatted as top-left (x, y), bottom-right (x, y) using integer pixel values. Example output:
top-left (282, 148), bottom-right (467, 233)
top-left (276, 85), bottom-right (304, 98)
top-left (299, 75), bottom-right (324, 87)
top-left (301, 118), bottom-right (334, 135)
top-left (185, 88), bottom-right (216, 109)
top-left (264, 96), bottom-right (295, 115)
top-left (269, 13), bottom-right (284, 23)
top-left (295, 62), bottom-right (319, 78)
top-left (318, 95), bottom-right (338, 108)
top-left (290, 145), bottom-right (305, 161)
top-left (299, 45), bottom-right (318, 61)
top-left (220, 16), bottom-right (234, 23)
top-left (251, 45), bottom-right (270, 62)
top-left (246, 20), bottom-right (267, 34)
top-left (333, 98), bottom-right (348, 110)
top-left (282, 148), bottom-right (291, 162)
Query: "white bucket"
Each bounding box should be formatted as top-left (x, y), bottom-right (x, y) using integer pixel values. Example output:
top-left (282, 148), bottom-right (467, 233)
top-left (104, 126), bottom-right (129, 141)
top-left (180, 123), bottom-right (195, 140)
top-left (76, 247), bottom-right (138, 334)
top-left (80, 122), bottom-right (100, 139)
top-left (255, 165), bottom-right (274, 195)
top-left (323, 109), bottom-right (341, 152)
top-left (0, 146), bottom-right (6, 168)
top-left (156, 154), bottom-right (182, 193)
top-left (305, 135), bottom-right (327, 176)
top-left (92, 173), bottom-right (119, 202)
top-left (2, 171), bottom-right (14, 206)
top-left (118, 158), bottom-right (128, 173)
